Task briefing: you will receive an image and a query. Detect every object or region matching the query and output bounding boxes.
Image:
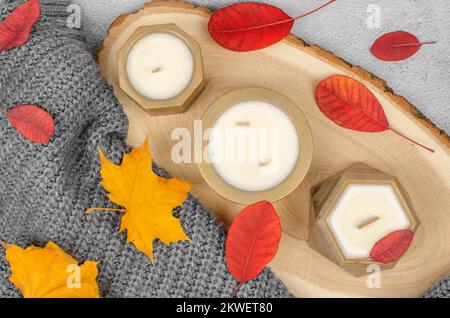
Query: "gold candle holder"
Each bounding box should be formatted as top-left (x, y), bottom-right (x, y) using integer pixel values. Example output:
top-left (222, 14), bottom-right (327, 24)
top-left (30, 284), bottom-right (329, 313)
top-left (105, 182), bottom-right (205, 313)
top-left (117, 24), bottom-right (205, 116)
top-left (308, 163), bottom-right (420, 276)
top-left (198, 87), bottom-right (314, 205)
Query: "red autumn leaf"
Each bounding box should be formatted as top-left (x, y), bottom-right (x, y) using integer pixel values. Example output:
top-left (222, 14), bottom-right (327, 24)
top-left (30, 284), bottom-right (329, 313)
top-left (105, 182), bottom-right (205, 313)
top-left (370, 31), bottom-right (435, 62)
top-left (370, 230), bottom-right (414, 264)
top-left (315, 75), bottom-right (434, 152)
top-left (208, 3), bottom-right (293, 52)
top-left (208, 1), bottom-right (336, 52)
top-left (226, 201), bottom-right (281, 297)
top-left (4, 105), bottom-right (55, 143)
top-left (0, 0), bottom-right (41, 52)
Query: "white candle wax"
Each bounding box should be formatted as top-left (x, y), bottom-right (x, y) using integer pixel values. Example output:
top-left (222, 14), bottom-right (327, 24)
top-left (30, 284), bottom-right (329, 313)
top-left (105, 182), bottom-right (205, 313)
top-left (208, 101), bottom-right (300, 192)
top-left (327, 183), bottom-right (410, 260)
top-left (127, 33), bottom-right (194, 100)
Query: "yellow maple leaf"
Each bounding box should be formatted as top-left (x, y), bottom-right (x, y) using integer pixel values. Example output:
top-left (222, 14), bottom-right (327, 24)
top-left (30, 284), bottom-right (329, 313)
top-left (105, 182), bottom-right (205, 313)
top-left (3, 242), bottom-right (100, 298)
top-left (87, 139), bottom-right (192, 262)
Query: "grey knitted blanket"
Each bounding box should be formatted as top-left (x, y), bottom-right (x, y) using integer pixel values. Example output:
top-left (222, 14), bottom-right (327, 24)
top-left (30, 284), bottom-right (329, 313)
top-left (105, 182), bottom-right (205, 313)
top-left (0, 0), bottom-right (290, 298)
top-left (0, 0), bottom-right (447, 298)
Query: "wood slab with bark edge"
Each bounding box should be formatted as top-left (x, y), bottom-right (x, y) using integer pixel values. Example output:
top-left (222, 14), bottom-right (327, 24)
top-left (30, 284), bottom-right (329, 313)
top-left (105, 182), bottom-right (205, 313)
top-left (99, 0), bottom-right (450, 297)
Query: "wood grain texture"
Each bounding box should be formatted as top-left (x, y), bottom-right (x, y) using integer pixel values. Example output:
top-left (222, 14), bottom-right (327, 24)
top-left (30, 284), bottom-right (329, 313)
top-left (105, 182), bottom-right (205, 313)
top-left (98, 0), bottom-right (450, 297)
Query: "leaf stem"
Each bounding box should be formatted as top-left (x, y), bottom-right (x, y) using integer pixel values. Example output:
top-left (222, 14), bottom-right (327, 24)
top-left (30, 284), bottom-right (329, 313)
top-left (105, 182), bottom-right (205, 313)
top-left (294, 0), bottom-right (337, 20)
top-left (385, 41), bottom-right (436, 48)
top-left (85, 207), bottom-right (126, 214)
top-left (388, 127), bottom-right (435, 153)
top-left (231, 282), bottom-right (244, 298)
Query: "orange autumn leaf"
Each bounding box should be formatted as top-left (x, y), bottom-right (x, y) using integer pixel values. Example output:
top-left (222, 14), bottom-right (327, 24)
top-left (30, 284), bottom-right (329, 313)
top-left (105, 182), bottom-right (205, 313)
top-left (87, 139), bottom-right (192, 263)
top-left (3, 242), bottom-right (100, 298)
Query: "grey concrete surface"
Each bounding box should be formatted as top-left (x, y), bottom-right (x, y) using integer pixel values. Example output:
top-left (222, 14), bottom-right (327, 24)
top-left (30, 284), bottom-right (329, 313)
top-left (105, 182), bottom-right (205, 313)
top-left (74, 0), bottom-right (450, 133)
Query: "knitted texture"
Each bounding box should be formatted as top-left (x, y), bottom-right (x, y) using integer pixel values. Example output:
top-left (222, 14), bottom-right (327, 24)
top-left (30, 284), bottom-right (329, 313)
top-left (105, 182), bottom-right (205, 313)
top-left (423, 277), bottom-right (450, 298)
top-left (0, 0), bottom-right (291, 298)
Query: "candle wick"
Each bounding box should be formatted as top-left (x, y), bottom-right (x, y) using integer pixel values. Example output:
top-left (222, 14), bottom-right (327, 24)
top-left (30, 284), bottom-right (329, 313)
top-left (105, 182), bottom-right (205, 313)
top-left (259, 158), bottom-right (272, 167)
top-left (357, 216), bottom-right (380, 229)
top-left (147, 66), bottom-right (162, 73)
top-left (235, 121), bottom-right (250, 127)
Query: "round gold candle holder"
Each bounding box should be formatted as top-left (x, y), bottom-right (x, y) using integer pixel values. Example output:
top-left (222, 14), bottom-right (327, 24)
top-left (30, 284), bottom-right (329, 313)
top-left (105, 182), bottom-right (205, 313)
top-left (308, 163), bottom-right (420, 277)
top-left (117, 24), bottom-right (205, 116)
top-left (198, 87), bottom-right (314, 205)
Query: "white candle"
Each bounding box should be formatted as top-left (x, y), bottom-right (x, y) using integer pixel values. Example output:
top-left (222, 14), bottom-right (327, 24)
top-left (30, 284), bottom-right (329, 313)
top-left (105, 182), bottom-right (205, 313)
top-left (207, 101), bottom-right (300, 192)
top-left (327, 183), bottom-right (411, 260)
top-left (126, 33), bottom-right (194, 100)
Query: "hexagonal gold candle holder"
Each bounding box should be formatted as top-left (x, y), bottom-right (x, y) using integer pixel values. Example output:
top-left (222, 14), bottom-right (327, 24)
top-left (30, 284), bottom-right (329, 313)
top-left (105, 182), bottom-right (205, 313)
top-left (117, 24), bottom-right (205, 116)
top-left (308, 163), bottom-right (420, 276)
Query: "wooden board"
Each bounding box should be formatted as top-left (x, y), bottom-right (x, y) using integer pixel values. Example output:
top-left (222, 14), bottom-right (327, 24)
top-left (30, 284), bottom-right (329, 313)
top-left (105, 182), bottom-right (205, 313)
top-left (99, 0), bottom-right (450, 297)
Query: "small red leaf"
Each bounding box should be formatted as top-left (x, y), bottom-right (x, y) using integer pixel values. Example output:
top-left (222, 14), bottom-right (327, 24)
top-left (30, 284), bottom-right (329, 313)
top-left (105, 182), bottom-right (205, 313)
top-left (208, 3), bottom-right (294, 52)
top-left (226, 201), bottom-right (281, 289)
top-left (315, 75), bottom-right (434, 152)
top-left (5, 105), bottom-right (55, 143)
top-left (0, 0), bottom-right (41, 52)
top-left (369, 230), bottom-right (414, 264)
top-left (370, 31), bottom-right (435, 61)
top-left (208, 1), bottom-right (336, 52)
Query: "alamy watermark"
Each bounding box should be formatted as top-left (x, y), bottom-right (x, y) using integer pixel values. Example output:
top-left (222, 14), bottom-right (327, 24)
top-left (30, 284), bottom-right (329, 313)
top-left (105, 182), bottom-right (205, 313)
top-left (171, 120), bottom-right (280, 173)
top-left (366, 264), bottom-right (382, 288)
top-left (66, 4), bottom-right (81, 29)
top-left (66, 264), bottom-right (82, 289)
top-left (367, 4), bottom-right (381, 29)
